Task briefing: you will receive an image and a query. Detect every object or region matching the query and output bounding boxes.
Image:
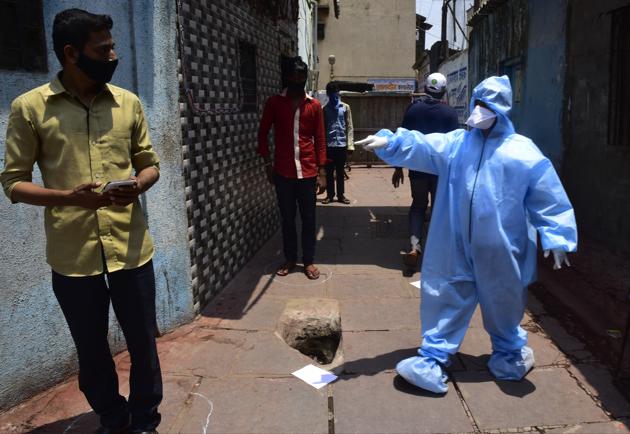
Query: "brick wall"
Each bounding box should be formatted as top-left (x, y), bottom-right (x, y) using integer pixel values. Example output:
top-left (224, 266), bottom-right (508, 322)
top-left (178, 0), bottom-right (297, 308)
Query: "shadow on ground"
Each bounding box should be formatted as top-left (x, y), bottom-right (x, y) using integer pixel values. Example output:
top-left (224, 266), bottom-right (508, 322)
top-left (200, 205), bottom-right (420, 322)
top-left (23, 411), bottom-right (98, 433)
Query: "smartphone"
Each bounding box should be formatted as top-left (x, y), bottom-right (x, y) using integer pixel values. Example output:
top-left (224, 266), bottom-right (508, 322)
top-left (102, 180), bottom-right (136, 192)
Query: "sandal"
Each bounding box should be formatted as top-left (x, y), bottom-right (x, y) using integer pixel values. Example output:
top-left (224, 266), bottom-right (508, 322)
top-left (304, 264), bottom-right (320, 280)
top-left (338, 197), bottom-right (351, 204)
top-left (321, 198), bottom-right (333, 204)
top-left (276, 262), bottom-right (296, 276)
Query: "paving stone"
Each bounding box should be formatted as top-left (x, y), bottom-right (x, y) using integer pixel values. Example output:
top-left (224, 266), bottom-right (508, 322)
top-left (158, 374), bottom-right (200, 433)
top-left (459, 328), bottom-right (566, 371)
top-left (335, 239), bottom-right (407, 275)
top-left (230, 331), bottom-right (325, 376)
top-left (538, 316), bottom-right (587, 353)
top-left (469, 306), bottom-right (485, 328)
top-left (155, 328), bottom-right (247, 377)
top-left (0, 379), bottom-right (93, 434)
top-left (316, 224), bottom-right (343, 241)
top-left (340, 298), bottom-right (420, 331)
top-left (342, 330), bottom-right (421, 374)
top-left (568, 364), bottom-right (630, 418)
top-left (527, 293), bottom-right (547, 315)
top-left (0, 373), bottom-right (196, 434)
top-left (333, 372), bottom-right (474, 433)
top-left (458, 327), bottom-right (493, 371)
top-left (544, 420), bottom-right (630, 433)
top-left (529, 332), bottom-right (567, 366)
top-left (455, 369), bottom-right (609, 430)
top-left (326, 274), bottom-right (411, 299)
top-left (176, 377), bottom-right (328, 434)
top-left (208, 297), bottom-right (287, 331)
top-left (247, 272), bottom-right (329, 298)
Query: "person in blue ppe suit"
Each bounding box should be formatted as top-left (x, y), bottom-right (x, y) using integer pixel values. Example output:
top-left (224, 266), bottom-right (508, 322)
top-left (356, 76), bottom-right (577, 394)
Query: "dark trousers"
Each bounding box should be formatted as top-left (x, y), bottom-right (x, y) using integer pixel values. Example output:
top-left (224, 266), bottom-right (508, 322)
top-left (326, 146), bottom-right (347, 200)
top-left (274, 173), bottom-right (317, 265)
top-left (52, 260), bottom-right (162, 431)
top-left (409, 173), bottom-right (438, 251)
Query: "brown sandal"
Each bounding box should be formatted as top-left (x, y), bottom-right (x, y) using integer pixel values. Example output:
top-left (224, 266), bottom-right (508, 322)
top-left (304, 264), bottom-right (320, 280)
top-left (276, 262), bottom-right (296, 276)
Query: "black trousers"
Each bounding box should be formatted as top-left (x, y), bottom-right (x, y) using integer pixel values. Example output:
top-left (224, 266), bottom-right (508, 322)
top-left (52, 260), bottom-right (162, 431)
top-left (274, 173), bottom-right (317, 265)
top-left (326, 146), bottom-right (347, 199)
top-left (409, 173), bottom-right (438, 251)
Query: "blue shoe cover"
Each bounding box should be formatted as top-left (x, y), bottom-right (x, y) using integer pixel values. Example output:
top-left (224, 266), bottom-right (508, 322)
top-left (488, 346), bottom-right (535, 380)
top-left (395, 356), bottom-right (449, 393)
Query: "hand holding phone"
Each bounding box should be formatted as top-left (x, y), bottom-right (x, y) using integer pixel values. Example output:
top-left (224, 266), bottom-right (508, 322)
top-left (103, 179), bottom-right (137, 192)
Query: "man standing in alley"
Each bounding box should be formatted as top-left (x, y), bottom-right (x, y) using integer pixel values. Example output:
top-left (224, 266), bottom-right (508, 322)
top-left (258, 56), bottom-right (327, 280)
top-left (1, 9), bottom-right (162, 434)
top-left (322, 82), bottom-right (354, 205)
top-left (392, 73), bottom-right (459, 272)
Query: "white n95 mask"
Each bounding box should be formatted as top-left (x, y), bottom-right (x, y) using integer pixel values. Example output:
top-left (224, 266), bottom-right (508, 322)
top-left (466, 105), bottom-right (497, 129)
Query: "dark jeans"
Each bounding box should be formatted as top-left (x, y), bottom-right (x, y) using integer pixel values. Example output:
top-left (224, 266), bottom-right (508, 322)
top-left (409, 173), bottom-right (437, 252)
top-left (326, 146), bottom-right (347, 200)
top-left (52, 260), bottom-right (162, 431)
top-left (274, 173), bottom-right (317, 265)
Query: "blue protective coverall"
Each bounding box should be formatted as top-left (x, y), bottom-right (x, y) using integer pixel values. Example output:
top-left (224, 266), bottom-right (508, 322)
top-left (374, 76), bottom-right (578, 393)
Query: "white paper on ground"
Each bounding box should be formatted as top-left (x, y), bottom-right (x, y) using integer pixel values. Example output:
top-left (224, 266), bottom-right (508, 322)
top-left (409, 280), bottom-right (421, 288)
top-left (291, 364), bottom-right (338, 389)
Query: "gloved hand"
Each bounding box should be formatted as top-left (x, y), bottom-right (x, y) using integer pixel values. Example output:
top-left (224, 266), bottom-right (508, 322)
top-left (355, 135), bottom-right (388, 151)
top-left (544, 249), bottom-right (571, 270)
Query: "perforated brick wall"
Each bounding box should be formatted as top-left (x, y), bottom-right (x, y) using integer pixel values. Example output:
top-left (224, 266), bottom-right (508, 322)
top-left (178, 0), bottom-right (297, 308)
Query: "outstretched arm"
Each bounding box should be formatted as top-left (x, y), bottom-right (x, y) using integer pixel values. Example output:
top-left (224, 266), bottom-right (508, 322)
top-left (357, 128), bottom-right (463, 176)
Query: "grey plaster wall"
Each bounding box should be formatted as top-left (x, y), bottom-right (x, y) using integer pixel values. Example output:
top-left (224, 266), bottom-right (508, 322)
top-left (0, 0), bottom-right (193, 410)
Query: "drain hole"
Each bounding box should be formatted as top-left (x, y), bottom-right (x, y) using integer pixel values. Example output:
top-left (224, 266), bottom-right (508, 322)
top-left (293, 333), bottom-right (340, 365)
top-left (277, 298), bottom-right (341, 365)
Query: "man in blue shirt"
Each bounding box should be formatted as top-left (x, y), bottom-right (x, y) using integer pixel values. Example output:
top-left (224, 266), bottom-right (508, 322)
top-left (392, 73), bottom-right (459, 270)
top-left (322, 82), bottom-right (354, 204)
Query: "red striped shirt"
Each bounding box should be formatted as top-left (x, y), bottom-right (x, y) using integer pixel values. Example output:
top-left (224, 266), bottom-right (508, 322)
top-left (257, 92), bottom-right (327, 179)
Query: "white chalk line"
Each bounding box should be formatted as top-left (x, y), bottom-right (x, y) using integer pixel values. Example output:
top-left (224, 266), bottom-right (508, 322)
top-left (63, 394), bottom-right (128, 433)
top-left (263, 261), bottom-right (334, 286)
top-left (62, 411), bottom-right (92, 434)
top-left (191, 392), bottom-right (214, 434)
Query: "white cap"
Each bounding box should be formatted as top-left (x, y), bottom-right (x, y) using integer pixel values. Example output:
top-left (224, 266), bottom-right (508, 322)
top-left (425, 72), bottom-right (447, 93)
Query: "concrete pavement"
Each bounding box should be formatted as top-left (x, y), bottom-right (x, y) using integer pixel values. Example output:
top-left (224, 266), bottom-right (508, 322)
top-left (1, 168), bottom-right (629, 434)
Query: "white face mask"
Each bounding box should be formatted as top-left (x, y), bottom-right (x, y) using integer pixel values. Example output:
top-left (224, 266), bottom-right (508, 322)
top-left (466, 105), bottom-right (497, 130)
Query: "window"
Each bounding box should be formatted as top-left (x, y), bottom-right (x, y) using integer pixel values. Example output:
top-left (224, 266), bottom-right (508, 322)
top-left (609, 5), bottom-right (630, 146)
top-left (238, 41), bottom-right (257, 113)
top-left (317, 22), bottom-right (325, 40)
top-left (0, 0), bottom-right (47, 72)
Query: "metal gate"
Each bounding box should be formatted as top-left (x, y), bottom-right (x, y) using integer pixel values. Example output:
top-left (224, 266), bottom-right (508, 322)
top-left (342, 92), bottom-right (412, 166)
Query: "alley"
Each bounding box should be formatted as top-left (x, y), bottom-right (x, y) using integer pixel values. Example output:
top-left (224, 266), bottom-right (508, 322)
top-left (1, 168), bottom-right (628, 434)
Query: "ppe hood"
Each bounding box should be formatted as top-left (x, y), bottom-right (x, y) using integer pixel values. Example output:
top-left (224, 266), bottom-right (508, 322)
top-left (469, 75), bottom-right (515, 137)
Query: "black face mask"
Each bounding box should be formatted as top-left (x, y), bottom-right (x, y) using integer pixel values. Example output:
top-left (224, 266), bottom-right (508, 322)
top-left (287, 81), bottom-right (306, 95)
top-left (76, 52), bottom-right (118, 84)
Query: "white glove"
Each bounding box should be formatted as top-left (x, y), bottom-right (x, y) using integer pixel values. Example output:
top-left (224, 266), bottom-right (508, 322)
top-left (544, 249), bottom-right (571, 270)
top-left (355, 135), bottom-right (389, 151)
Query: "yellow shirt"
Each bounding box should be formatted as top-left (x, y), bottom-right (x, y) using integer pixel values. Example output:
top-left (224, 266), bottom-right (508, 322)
top-left (0, 74), bottom-right (160, 276)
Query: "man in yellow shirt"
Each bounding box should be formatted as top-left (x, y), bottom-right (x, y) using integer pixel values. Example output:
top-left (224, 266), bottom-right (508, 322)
top-left (1, 9), bottom-right (162, 434)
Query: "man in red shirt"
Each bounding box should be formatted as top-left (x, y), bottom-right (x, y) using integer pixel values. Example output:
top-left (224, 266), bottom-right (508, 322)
top-left (258, 57), bottom-right (327, 280)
